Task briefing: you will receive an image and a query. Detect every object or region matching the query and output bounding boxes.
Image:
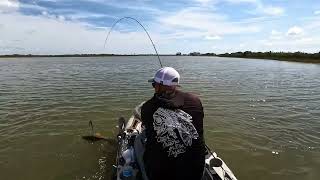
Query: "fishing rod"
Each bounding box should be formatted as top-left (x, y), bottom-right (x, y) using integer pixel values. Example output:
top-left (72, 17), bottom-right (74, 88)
top-left (104, 17), bottom-right (163, 68)
top-left (82, 17), bottom-right (163, 143)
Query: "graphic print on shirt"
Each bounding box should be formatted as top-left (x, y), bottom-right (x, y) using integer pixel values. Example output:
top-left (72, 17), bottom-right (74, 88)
top-left (153, 107), bottom-right (199, 157)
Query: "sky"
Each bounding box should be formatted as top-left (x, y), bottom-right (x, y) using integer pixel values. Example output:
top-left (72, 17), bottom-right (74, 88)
top-left (0, 0), bottom-right (320, 55)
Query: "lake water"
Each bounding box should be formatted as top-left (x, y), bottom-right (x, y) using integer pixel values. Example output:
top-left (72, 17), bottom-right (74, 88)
top-left (0, 56), bottom-right (319, 180)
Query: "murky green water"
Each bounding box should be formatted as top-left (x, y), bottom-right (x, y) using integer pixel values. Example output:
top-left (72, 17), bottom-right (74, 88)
top-left (0, 56), bottom-right (319, 180)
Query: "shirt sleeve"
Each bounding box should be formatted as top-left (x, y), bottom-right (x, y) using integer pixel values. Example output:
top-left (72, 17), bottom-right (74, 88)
top-left (141, 103), bottom-right (147, 125)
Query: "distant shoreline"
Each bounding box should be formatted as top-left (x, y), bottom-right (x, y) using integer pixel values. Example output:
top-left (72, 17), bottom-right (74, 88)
top-left (216, 51), bottom-right (320, 63)
top-left (1, 51), bottom-right (319, 63)
top-left (217, 56), bottom-right (320, 63)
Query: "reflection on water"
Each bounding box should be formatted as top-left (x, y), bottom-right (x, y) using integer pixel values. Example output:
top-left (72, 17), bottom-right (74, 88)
top-left (0, 56), bottom-right (319, 180)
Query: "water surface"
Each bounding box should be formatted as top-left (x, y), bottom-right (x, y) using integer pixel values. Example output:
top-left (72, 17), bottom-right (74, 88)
top-left (0, 56), bottom-right (319, 180)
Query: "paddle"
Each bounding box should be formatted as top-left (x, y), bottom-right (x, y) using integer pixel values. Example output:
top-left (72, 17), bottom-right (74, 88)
top-left (82, 120), bottom-right (112, 142)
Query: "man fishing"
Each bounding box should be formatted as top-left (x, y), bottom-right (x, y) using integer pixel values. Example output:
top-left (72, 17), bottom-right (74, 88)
top-left (141, 67), bottom-right (206, 180)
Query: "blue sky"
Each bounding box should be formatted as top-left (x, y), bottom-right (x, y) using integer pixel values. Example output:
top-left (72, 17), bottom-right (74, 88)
top-left (0, 0), bottom-right (319, 54)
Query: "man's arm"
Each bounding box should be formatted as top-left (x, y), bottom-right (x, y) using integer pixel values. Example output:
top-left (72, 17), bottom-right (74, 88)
top-left (183, 92), bottom-right (204, 137)
top-left (140, 103), bottom-right (147, 125)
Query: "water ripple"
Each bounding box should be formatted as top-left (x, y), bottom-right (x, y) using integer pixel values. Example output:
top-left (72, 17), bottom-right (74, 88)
top-left (0, 57), bottom-right (319, 180)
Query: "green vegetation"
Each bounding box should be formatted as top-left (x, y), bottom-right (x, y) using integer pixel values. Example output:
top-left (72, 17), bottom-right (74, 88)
top-left (186, 51), bottom-right (320, 63)
top-left (217, 51), bottom-right (320, 63)
top-left (195, 51), bottom-right (320, 63)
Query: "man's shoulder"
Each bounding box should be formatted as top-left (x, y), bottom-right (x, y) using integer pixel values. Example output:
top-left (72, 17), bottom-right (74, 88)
top-left (142, 95), bottom-right (157, 111)
top-left (178, 90), bottom-right (202, 103)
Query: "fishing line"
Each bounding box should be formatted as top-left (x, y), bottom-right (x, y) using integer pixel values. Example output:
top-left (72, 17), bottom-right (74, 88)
top-left (104, 17), bottom-right (163, 68)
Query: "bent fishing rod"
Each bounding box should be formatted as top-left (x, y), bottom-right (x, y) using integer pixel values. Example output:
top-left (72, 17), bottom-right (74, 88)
top-left (103, 17), bottom-right (163, 68)
top-left (83, 17), bottom-right (163, 142)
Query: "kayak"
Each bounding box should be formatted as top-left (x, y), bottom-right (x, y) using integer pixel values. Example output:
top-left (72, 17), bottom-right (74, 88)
top-left (112, 103), bottom-right (238, 180)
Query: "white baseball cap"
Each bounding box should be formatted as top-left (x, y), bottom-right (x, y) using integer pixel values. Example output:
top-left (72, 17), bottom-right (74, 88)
top-left (148, 67), bottom-right (180, 86)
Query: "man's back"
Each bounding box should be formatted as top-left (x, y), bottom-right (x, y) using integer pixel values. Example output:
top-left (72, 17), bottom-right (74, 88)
top-left (141, 90), bottom-right (205, 180)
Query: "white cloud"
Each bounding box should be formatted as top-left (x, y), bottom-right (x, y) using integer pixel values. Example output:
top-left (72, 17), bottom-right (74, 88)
top-left (0, 0), bottom-right (19, 12)
top-left (195, 0), bottom-right (257, 6)
top-left (41, 11), bottom-right (48, 16)
top-left (86, 0), bottom-right (162, 15)
top-left (40, 11), bottom-right (65, 21)
top-left (40, 0), bottom-right (58, 2)
top-left (287, 26), bottom-right (303, 36)
top-left (314, 10), bottom-right (320, 15)
top-left (225, 0), bottom-right (257, 4)
top-left (256, 24), bottom-right (320, 53)
top-left (270, 30), bottom-right (282, 40)
top-left (40, 9), bottom-right (117, 22)
top-left (67, 12), bottom-right (116, 20)
top-left (57, 15), bottom-right (65, 21)
top-left (235, 0), bottom-right (285, 16)
top-left (262, 6), bottom-right (284, 16)
top-left (159, 8), bottom-right (260, 38)
top-left (205, 35), bottom-right (222, 40)
top-left (195, 0), bottom-right (213, 4)
top-left (300, 37), bottom-right (313, 43)
top-left (0, 0), bottom-right (45, 13)
top-left (271, 30), bottom-right (281, 36)
top-left (0, 12), bottom-right (164, 55)
top-left (224, 0), bottom-right (285, 16)
top-left (260, 36), bottom-right (320, 52)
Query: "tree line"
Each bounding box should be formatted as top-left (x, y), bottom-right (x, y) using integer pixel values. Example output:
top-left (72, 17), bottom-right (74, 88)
top-left (182, 51), bottom-right (320, 63)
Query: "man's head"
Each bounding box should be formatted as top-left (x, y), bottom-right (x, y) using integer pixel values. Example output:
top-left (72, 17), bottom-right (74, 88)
top-left (148, 67), bottom-right (180, 95)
